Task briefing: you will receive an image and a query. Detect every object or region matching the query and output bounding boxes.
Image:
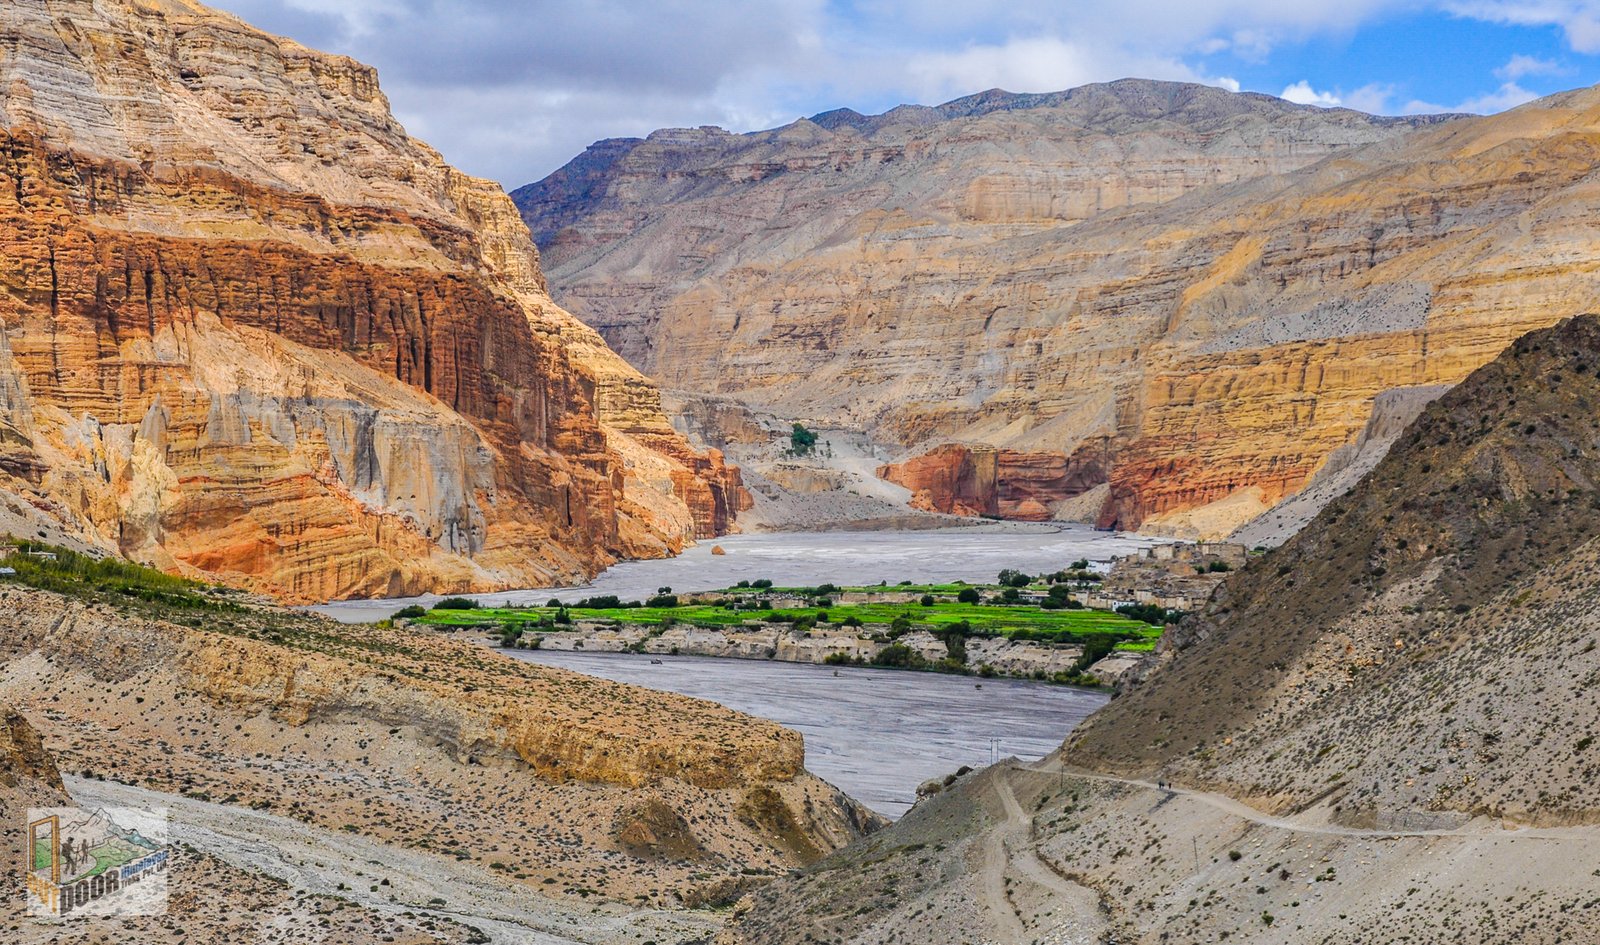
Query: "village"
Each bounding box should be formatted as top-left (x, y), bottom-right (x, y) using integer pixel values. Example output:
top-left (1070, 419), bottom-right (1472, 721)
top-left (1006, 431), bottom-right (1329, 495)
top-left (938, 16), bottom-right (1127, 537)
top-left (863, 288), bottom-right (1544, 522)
top-left (413, 540), bottom-right (1251, 688)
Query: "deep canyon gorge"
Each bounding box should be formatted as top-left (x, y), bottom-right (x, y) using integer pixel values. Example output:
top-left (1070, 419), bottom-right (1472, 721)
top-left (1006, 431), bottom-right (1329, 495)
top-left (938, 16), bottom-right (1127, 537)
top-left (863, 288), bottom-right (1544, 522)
top-left (5, 1), bottom-right (1600, 944)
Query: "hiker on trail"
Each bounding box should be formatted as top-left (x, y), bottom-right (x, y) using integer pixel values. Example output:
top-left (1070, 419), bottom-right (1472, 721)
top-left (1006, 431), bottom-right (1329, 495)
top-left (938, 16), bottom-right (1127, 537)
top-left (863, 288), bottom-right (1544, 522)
top-left (60, 838), bottom-right (76, 877)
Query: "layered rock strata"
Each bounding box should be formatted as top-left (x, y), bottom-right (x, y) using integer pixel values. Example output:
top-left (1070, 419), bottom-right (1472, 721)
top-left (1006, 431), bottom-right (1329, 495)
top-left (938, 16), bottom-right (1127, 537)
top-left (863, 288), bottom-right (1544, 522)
top-left (0, 0), bottom-right (744, 602)
top-left (521, 79), bottom-right (1600, 535)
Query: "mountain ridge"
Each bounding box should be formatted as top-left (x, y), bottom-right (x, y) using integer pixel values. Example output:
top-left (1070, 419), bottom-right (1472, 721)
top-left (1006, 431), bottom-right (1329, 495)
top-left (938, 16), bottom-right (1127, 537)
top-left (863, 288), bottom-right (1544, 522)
top-left (517, 78), bottom-right (1600, 537)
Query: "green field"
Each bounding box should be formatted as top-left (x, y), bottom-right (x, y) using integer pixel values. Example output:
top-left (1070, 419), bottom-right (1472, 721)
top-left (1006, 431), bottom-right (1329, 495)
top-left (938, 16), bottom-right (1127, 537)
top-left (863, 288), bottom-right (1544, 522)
top-left (416, 587), bottom-right (1162, 648)
top-left (0, 540), bottom-right (241, 615)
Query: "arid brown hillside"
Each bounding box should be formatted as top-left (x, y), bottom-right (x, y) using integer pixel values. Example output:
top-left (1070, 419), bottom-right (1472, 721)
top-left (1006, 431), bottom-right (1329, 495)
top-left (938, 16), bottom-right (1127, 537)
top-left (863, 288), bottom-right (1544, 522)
top-left (1066, 313), bottom-right (1600, 821)
top-left (0, 581), bottom-right (876, 925)
top-left (0, 0), bottom-right (745, 602)
top-left (521, 80), bottom-right (1600, 536)
top-left (718, 318), bottom-right (1600, 945)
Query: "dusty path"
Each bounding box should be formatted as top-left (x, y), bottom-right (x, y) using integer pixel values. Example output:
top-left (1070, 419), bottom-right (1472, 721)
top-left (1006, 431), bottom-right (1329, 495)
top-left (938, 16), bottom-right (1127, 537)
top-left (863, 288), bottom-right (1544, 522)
top-left (974, 791), bottom-right (1028, 942)
top-left (67, 777), bottom-right (721, 945)
top-left (973, 769), bottom-right (1107, 944)
top-left (963, 757), bottom-right (1600, 944)
top-left (1018, 758), bottom-right (1600, 842)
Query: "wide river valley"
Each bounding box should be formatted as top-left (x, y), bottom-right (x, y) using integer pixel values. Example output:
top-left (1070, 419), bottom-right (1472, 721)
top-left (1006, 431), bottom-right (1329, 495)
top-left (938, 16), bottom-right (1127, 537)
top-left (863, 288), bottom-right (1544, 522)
top-left (314, 524), bottom-right (1164, 622)
top-left (316, 525), bottom-right (1155, 817)
top-left (508, 649), bottom-right (1107, 818)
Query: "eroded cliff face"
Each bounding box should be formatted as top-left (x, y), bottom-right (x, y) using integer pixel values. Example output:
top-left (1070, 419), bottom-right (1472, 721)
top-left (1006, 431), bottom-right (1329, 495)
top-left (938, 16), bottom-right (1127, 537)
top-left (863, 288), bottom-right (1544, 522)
top-left (876, 443), bottom-right (1108, 520)
top-left (0, 0), bottom-right (743, 601)
top-left (519, 80), bottom-right (1600, 536)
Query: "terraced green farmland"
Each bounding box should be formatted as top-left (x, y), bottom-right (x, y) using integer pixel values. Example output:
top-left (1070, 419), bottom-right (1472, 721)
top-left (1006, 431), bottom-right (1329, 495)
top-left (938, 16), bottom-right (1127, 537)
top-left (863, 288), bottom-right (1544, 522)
top-left (416, 587), bottom-right (1163, 648)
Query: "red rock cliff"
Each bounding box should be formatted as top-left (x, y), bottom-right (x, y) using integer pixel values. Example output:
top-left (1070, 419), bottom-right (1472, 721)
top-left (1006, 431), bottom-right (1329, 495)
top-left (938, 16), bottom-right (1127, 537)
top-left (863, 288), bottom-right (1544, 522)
top-left (0, 0), bottom-right (744, 601)
top-left (878, 444), bottom-right (1108, 521)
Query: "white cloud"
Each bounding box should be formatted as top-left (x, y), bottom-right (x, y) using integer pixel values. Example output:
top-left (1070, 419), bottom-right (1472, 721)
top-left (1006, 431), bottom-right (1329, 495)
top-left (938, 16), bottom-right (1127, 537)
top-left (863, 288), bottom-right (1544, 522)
top-left (1276, 80), bottom-right (1398, 113)
top-left (200, 0), bottom-right (1588, 188)
top-left (1401, 79), bottom-right (1539, 113)
top-left (1342, 83), bottom-right (1398, 113)
top-left (1281, 80), bottom-right (1343, 106)
top-left (904, 36), bottom-right (1230, 101)
top-left (1443, 1), bottom-right (1600, 53)
top-left (1457, 80), bottom-right (1541, 110)
top-left (1495, 53), bottom-right (1569, 78)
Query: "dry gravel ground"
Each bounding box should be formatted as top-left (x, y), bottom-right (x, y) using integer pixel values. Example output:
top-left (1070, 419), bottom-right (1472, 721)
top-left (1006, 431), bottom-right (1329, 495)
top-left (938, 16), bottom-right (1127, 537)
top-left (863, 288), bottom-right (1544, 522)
top-left (67, 776), bottom-right (722, 945)
top-left (723, 757), bottom-right (1600, 944)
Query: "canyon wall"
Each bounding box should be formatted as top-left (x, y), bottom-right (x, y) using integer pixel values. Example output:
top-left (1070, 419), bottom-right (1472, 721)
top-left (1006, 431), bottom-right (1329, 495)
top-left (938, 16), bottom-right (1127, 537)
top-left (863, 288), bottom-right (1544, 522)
top-left (876, 443), bottom-right (1108, 520)
top-left (519, 80), bottom-right (1600, 535)
top-left (0, 0), bottom-right (744, 601)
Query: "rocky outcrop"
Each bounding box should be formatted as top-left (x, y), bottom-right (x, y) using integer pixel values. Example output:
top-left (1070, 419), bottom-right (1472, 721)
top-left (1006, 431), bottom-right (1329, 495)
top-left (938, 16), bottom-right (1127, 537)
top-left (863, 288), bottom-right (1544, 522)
top-left (878, 445), bottom-right (1001, 517)
top-left (519, 79), bottom-right (1600, 537)
top-left (0, 0), bottom-right (744, 602)
top-left (0, 708), bottom-right (61, 796)
top-left (877, 443), bottom-right (1108, 520)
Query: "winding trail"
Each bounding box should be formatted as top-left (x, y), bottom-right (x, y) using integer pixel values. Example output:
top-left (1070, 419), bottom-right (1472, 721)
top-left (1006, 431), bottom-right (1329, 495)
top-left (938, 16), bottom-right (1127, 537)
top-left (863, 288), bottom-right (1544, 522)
top-left (1016, 758), bottom-right (1600, 842)
top-left (973, 768), bottom-right (1107, 944)
top-left (965, 757), bottom-right (1600, 943)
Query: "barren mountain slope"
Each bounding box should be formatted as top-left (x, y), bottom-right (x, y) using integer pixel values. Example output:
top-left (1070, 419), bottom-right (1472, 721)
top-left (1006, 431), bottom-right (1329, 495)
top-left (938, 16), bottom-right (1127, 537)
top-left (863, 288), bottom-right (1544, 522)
top-left (719, 317), bottom-right (1600, 944)
top-left (523, 80), bottom-right (1600, 535)
top-left (1068, 314), bottom-right (1600, 812)
top-left (0, 708), bottom-right (491, 943)
top-left (0, 0), bottom-right (745, 603)
top-left (518, 80), bottom-right (1441, 372)
top-left (0, 578), bottom-right (877, 935)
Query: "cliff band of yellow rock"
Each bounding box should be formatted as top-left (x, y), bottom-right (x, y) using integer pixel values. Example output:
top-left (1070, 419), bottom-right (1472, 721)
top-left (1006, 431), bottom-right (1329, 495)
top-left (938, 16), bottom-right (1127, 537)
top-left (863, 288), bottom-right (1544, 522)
top-left (520, 81), bottom-right (1600, 536)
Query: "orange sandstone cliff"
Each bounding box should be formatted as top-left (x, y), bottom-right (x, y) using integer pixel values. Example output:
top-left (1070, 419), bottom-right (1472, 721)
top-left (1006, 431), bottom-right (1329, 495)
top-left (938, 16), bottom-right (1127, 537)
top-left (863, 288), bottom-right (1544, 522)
top-left (0, 0), bottom-right (745, 601)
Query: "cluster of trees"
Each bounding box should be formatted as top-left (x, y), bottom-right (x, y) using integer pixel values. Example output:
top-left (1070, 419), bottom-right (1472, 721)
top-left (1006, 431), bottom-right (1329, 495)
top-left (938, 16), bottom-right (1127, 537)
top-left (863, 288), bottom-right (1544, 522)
top-left (1038, 583), bottom-right (1085, 610)
top-left (1116, 602), bottom-right (1184, 626)
top-left (789, 423), bottom-right (818, 456)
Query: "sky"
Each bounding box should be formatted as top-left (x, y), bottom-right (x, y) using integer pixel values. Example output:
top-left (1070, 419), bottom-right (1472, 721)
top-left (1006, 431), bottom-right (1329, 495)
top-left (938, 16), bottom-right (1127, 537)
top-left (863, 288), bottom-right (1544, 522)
top-left (206, 1), bottom-right (1600, 188)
